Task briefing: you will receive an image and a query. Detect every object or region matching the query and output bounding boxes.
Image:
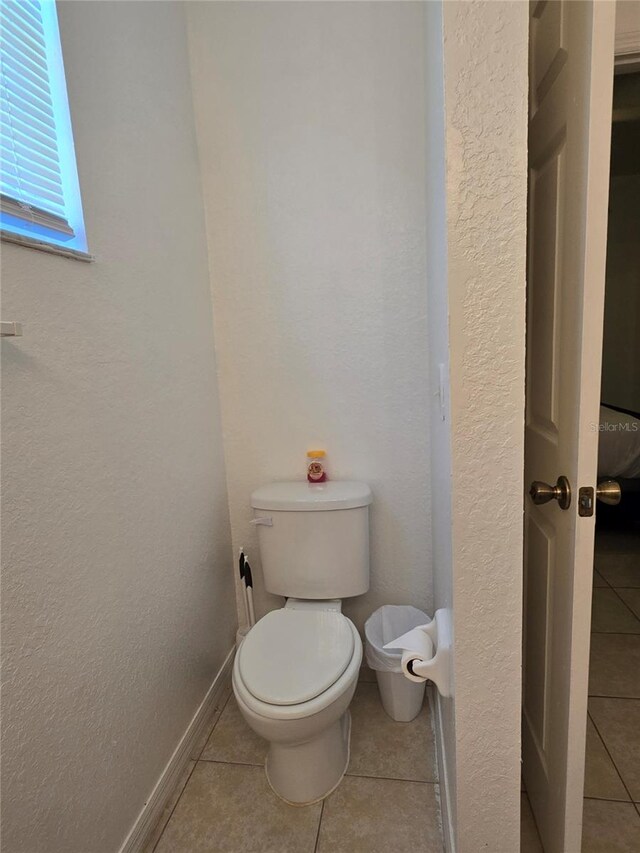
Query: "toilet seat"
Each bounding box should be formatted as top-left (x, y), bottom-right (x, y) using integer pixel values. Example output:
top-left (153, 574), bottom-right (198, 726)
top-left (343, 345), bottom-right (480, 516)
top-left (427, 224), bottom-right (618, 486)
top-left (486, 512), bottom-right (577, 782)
top-left (233, 613), bottom-right (362, 722)
top-left (238, 609), bottom-right (355, 706)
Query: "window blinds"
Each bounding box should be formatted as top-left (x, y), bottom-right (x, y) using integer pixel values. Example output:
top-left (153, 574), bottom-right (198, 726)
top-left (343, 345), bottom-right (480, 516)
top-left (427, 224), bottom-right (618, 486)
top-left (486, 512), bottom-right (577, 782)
top-left (1, 0), bottom-right (74, 235)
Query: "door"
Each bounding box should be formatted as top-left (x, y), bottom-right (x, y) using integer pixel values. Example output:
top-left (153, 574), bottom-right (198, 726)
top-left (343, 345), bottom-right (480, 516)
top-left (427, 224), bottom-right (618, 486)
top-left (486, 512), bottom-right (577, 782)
top-left (523, 2), bottom-right (615, 852)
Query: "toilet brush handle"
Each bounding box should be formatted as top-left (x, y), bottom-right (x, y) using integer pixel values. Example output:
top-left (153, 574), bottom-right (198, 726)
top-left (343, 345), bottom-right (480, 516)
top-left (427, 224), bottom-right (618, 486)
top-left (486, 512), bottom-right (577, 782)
top-left (244, 561), bottom-right (256, 627)
top-left (246, 587), bottom-right (256, 627)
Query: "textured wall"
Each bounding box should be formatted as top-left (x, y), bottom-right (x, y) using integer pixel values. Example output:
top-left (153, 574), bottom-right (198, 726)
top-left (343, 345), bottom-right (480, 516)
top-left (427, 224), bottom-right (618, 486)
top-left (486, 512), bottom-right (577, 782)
top-left (187, 1), bottom-right (431, 632)
top-left (441, 3), bottom-right (528, 851)
top-left (0, 3), bottom-right (236, 851)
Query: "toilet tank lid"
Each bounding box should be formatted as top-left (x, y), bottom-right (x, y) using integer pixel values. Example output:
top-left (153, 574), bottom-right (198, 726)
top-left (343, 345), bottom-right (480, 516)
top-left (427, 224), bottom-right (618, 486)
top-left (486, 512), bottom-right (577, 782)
top-left (251, 481), bottom-right (372, 512)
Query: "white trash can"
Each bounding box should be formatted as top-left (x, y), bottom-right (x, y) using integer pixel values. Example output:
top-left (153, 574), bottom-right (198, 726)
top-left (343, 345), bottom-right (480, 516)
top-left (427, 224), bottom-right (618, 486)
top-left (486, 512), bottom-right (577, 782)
top-left (364, 605), bottom-right (429, 722)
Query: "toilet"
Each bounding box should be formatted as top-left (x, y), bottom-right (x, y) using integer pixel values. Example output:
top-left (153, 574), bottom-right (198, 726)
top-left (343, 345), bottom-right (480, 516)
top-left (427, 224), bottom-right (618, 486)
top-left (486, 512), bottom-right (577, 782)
top-left (232, 480), bottom-right (372, 805)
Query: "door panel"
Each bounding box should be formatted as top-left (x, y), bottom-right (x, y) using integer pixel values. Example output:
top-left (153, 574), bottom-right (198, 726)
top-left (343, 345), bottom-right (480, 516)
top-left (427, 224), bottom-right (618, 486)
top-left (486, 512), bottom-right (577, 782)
top-left (528, 142), bottom-right (564, 434)
top-left (532, 1), bottom-right (567, 106)
top-left (523, 2), bottom-right (615, 851)
top-left (524, 512), bottom-right (555, 749)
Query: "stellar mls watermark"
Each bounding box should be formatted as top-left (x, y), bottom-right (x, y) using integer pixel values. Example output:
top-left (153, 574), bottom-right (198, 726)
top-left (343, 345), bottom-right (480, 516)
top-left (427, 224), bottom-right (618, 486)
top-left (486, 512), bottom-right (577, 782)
top-left (590, 421), bottom-right (639, 432)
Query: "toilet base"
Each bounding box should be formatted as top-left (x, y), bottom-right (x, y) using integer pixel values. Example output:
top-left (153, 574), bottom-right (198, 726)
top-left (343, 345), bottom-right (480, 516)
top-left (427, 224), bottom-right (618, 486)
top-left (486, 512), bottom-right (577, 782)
top-left (265, 711), bottom-right (351, 806)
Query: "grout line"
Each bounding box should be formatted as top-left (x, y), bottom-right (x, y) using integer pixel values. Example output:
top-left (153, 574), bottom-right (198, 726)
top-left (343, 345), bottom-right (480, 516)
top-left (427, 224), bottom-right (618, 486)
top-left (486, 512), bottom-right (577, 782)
top-left (582, 794), bottom-right (631, 803)
top-left (195, 759), bottom-right (440, 786)
top-left (149, 760), bottom-right (198, 853)
top-left (587, 710), bottom-right (636, 806)
top-left (522, 790), bottom-right (545, 851)
top-left (593, 569), bottom-right (612, 588)
top-left (609, 587), bottom-right (640, 622)
top-left (583, 795), bottom-right (639, 803)
top-left (212, 686), bottom-right (233, 726)
top-left (196, 758), bottom-right (441, 782)
top-left (191, 686), bottom-right (234, 762)
top-left (345, 772), bottom-right (439, 786)
top-left (313, 800), bottom-right (325, 853)
top-left (198, 757), bottom-right (265, 768)
top-left (588, 693), bottom-right (640, 700)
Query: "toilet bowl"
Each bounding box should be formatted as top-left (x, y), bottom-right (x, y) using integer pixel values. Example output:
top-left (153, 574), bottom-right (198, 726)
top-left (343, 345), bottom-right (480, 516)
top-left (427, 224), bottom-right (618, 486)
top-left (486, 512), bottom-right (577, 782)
top-left (232, 601), bottom-right (362, 805)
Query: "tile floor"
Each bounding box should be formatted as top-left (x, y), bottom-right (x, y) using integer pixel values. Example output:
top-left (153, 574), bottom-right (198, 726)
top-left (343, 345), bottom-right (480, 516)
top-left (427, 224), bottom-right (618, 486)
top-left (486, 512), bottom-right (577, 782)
top-left (583, 527), bottom-right (640, 852)
top-left (522, 526), bottom-right (640, 852)
top-left (145, 671), bottom-right (443, 853)
top-left (147, 529), bottom-right (638, 852)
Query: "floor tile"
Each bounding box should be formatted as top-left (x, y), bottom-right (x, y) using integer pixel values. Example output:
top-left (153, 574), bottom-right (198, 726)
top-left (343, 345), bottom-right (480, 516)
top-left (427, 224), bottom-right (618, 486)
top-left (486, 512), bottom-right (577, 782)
top-left (155, 762), bottom-right (322, 853)
top-left (595, 553), bottom-right (640, 588)
top-left (316, 775), bottom-right (442, 853)
top-left (581, 799), bottom-right (640, 852)
top-left (589, 634), bottom-right (640, 698)
top-left (617, 588), bottom-right (640, 621)
top-left (200, 695), bottom-right (267, 766)
top-left (521, 793), bottom-right (543, 853)
top-left (593, 570), bottom-right (609, 588)
top-left (189, 682), bottom-right (232, 760)
top-left (583, 717), bottom-right (628, 801)
top-left (347, 682), bottom-right (436, 782)
top-left (143, 761), bottom-right (196, 853)
top-left (591, 589), bottom-right (640, 634)
top-left (589, 698), bottom-right (640, 801)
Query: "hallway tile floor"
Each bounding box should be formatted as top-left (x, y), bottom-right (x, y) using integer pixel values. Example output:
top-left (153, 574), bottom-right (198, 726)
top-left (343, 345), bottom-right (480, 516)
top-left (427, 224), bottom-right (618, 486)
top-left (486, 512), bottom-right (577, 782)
top-left (521, 531), bottom-right (640, 853)
top-left (582, 528), bottom-right (640, 852)
top-left (145, 676), bottom-right (443, 853)
top-left (522, 528), bottom-right (640, 852)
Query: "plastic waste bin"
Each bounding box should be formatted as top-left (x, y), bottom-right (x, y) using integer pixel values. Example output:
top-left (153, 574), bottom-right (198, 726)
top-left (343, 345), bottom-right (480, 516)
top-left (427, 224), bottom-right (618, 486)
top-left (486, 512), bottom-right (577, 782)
top-left (364, 605), bottom-right (429, 722)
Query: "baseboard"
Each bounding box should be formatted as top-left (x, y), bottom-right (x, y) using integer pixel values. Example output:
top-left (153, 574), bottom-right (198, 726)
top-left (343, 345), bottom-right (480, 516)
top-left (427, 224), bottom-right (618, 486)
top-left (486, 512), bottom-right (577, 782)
top-left (433, 690), bottom-right (456, 853)
top-left (118, 647), bottom-right (235, 853)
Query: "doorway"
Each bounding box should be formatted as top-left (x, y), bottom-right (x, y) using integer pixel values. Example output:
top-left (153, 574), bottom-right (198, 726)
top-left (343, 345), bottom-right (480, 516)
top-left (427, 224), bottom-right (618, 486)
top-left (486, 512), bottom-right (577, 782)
top-left (581, 68), bottom-right (640, 851)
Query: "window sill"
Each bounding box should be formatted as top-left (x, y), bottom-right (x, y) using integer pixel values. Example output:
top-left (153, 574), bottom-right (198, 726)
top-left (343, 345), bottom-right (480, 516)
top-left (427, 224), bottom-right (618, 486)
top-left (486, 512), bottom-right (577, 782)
top-left (1, 230), bottom-right (94, 263)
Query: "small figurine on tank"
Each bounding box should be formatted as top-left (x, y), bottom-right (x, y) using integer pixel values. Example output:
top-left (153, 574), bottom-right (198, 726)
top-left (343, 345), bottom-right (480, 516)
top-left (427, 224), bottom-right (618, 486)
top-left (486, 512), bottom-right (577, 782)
top-left (306, 450), bottom-right (328, 483)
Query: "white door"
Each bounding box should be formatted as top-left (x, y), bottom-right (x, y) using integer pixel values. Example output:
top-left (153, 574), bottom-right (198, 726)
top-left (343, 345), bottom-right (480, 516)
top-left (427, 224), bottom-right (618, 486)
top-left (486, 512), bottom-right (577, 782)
top-left (523, 2), bottom-right (615, 852)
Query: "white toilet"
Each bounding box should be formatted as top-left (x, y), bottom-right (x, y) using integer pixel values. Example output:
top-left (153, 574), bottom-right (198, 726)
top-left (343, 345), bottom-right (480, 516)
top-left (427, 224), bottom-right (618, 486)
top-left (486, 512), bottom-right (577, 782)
top-left (232, 480), bottom-right (372, 805)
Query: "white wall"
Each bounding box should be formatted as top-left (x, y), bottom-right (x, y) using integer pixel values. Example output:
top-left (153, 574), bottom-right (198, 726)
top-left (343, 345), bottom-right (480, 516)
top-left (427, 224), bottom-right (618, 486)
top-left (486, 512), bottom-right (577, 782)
top-left (187, 1), bottom-right (431, 631)
top-left (429, 4), bottom-right (529, 851)
top-left (0, 3), bottom-right (236, 852)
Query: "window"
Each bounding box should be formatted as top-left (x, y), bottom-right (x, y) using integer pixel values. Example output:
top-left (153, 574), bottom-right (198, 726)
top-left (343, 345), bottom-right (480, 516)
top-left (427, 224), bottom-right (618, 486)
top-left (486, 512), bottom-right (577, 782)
top-left (1, 0), bottom-right (88, 255)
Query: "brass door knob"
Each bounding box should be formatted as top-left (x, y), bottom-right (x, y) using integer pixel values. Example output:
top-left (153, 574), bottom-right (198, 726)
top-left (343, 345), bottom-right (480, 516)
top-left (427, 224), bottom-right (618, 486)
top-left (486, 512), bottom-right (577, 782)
top-left (596, 480), bottom-right (622, 506)
top-left (529, 476), bottom-right (572, 510)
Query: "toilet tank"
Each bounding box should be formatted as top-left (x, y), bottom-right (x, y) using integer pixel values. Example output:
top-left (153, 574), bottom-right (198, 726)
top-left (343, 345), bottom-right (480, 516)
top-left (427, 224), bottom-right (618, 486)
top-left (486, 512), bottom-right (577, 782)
top-left (250, 481), bottom-right (372, 599)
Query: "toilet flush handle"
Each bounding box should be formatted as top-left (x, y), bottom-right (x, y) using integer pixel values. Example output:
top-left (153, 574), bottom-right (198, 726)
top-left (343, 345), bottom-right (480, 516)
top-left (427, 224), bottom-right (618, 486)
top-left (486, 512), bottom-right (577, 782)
top-left (250, 517), bottom-right (273, 526)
